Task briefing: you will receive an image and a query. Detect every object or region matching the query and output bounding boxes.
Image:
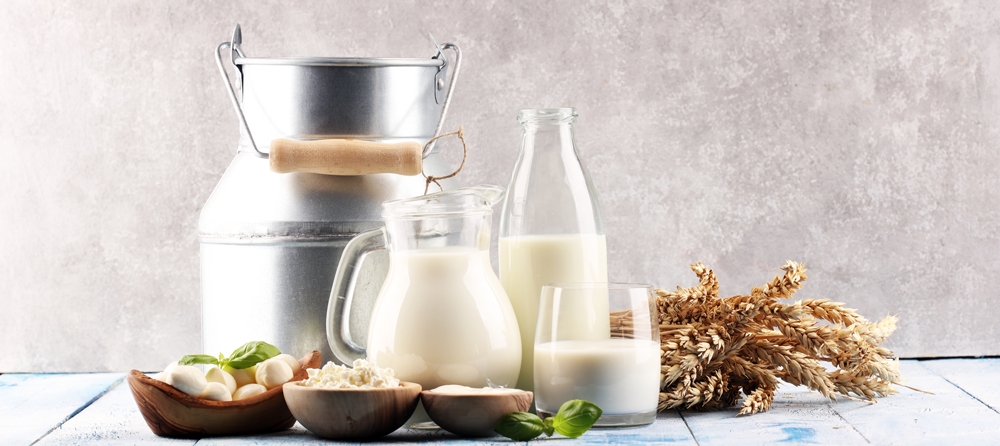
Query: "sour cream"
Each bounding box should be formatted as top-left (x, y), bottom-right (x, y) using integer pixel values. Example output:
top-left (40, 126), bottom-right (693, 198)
top-left (429, 384), bottom-right (524, 394)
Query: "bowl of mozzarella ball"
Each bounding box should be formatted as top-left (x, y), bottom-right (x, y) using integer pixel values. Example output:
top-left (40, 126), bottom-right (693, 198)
top-left (283, 359), bottom-right (421, 441)
top-left (126, 350), bottom-right (320, 438)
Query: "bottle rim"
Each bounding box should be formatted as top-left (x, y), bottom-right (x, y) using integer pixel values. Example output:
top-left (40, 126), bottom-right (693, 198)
top-left (517, 108), bottom-right (577, 125)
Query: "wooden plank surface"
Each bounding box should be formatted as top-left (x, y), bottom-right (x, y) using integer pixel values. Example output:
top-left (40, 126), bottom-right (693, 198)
top-left (922, 358), bottom-right (1000, 414)
top-left (572, 411), bottom-right (696, 445)
top-left (31, 376), bottom-right (193, 446)
top-left (196, 423), bottom-right (462, 445)
top-left (681, 384), bottom-right (868, 445)
top-left (32, 376), bottom-right (194, 446)
top-left (192, 407), bottom-right (696, 445)
top-left (828, 361), bottom-right (1000, 445)
top-left (5, 359), bottom-right (1000, 445)
top-left (0, 373), bottom-right (123, 446)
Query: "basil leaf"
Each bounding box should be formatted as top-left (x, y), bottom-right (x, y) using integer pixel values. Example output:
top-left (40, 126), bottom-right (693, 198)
top-left (178, 354), bottom-right (219, 366)
top-left (495, 412), bottom-right (544, 441)
top-left (551, 400), bottom-right (603, 438)
top-left (226, 341), bottom-right (280, 369)
top-left (542, 417), bottom-right (555, 437)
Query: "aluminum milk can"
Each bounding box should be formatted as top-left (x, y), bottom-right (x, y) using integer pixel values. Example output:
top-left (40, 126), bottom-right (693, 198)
top-left (199, 26), bottom-right (461, 363)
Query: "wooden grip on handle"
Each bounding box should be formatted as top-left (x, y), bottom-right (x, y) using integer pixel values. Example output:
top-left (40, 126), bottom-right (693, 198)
top-left (269, 138), bottom-right (423, 176)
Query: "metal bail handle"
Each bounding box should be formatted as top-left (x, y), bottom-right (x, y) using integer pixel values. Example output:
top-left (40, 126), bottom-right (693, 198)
top-left (429, 42), bottom-right (462, 157)
top-left (214, 25), bottom-right (265, 159)
top-left (213, 24), bottom-right (463, 161)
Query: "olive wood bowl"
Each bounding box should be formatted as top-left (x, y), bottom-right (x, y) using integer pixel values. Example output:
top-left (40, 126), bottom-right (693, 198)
top-left (421, 389), bottom-right (533, 437)
top-left (126, 350), bottom-right (321, 438)
top-left (283, 381), bottom-right (422, 441)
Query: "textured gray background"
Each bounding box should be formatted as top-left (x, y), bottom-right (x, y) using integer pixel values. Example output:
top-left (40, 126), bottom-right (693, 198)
top-left (2, 0), bottom-right (998, 372)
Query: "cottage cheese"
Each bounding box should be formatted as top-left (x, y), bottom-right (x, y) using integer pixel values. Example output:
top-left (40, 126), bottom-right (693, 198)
top-left (299, 359), bottom-right (400, 389)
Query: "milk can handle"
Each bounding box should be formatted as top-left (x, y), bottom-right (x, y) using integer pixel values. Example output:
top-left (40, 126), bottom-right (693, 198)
top-left (215, 25), bottom-right (268, 159)
top-left (429, 43), bottom-right (462, 156)
top-left (326, 228), bottom-right (386, 364)
top-left (215, 24), bottom-right (463, 160)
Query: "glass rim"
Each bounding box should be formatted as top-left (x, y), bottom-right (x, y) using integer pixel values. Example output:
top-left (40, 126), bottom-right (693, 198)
top-left (380, 184), bottom-right (504, 218)
top-left (541, 282), bottom-right (652, 290)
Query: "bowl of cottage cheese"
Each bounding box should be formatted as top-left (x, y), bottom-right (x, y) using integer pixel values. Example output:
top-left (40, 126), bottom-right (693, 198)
top-left (283, 359), bottom-right (421, 440)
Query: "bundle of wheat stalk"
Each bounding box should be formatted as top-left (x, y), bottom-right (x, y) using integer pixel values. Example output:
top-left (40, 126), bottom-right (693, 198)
top-left (610, 261), bottom-right (902, 416)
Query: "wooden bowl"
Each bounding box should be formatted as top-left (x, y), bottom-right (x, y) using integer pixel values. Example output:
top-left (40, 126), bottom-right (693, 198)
top-left (282, 381), bottom-right (422, 441)
top-left (421, 389), bottom-right (533, 437)
top-left (126, 350), bottom-right (321, 438)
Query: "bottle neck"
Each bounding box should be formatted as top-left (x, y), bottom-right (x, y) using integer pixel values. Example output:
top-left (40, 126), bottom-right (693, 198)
top-left (518, 108), bottom-right (578, 155)
top-left (518, 108), bottom-right (577, 126)
top-left (520, 123), bottom-right (578, 161)
top-left (522, 121), bottom-right (574, 132)
top-left (501, 107), bottom-right (603, 238)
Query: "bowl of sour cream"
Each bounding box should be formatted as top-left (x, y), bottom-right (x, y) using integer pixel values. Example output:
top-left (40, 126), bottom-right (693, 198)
top-left (421, 385), bottom-right (533, 437)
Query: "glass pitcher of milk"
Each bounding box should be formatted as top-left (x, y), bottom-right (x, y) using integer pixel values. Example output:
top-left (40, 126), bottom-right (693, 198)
top-left (499, 108), bottom-right (609, 394)
top-left (328, 185), bottom-right (522, 423)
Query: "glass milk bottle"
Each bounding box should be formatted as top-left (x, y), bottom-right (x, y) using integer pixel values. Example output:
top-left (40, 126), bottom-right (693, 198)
top-left (499, 108), bottom-right (609, 393)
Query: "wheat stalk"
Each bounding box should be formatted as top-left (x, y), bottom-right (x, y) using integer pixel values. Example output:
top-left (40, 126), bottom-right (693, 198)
top-left (738, 385), bottom-right (775, 416)
top-left (643, 261), bottom-right (903, 416)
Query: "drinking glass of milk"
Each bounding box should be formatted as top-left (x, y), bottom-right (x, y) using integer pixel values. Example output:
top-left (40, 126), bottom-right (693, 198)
top-left (499, 108), bottom-right (607, 395)
top-left (534, 283), bottom-right (660, 427)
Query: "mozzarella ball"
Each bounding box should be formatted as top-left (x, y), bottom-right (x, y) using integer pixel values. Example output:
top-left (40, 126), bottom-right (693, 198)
top-left (199, 381), bottom-right (232, 401)
top-left (223, 365), bottom-right (258, 388)
top-left (233, 383), bottom-right (268, 401)
top-left (163, 361), bottom-right (180, 373)
top-left (151, 361), bottom-right (180, 381)
top-left (255, 358), bottom-right (294, 390)
top-left (273, 354), bottom-right (301, 375)
top-left (163, 365), bottom-right (208, 397)
top-left (205, 366), bottom-right (238, 394)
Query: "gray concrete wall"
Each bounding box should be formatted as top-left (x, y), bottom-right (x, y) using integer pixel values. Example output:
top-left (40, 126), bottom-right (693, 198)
top-left (2, 0), bottom-right (998, 372)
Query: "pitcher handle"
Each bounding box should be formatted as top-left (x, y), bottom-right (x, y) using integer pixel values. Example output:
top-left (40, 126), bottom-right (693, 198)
top-left (326, 228), bottom-right (386, 364)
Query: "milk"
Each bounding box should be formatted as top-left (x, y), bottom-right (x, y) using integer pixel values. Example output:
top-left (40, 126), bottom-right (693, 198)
top-left (534, 338), bottom-right (660, 415)
top-left (499, 234), bottom-right (608, 392)
top-left (367, 248), bottom-right (522, 423)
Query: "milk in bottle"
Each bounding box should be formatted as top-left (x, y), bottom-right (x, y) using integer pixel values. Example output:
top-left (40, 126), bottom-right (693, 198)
top-left (499, 233), bottom-right (609, 393)
top-left (499, 108), bottom-right (608, 393)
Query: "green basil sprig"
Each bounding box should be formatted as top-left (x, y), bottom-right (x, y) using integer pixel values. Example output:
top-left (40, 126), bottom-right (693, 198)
top-left (178, 341), bottom-right (280, 370)
top-left (495, 400), bottom-right (603, 441)
top-left (550, 400), bottom-right (603, 438)
top-left (494, 412), bottom-right (545, 441)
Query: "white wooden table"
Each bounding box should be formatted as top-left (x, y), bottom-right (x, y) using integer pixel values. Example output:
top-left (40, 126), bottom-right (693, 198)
top-left (2, 359), bottom-right (997, 445)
